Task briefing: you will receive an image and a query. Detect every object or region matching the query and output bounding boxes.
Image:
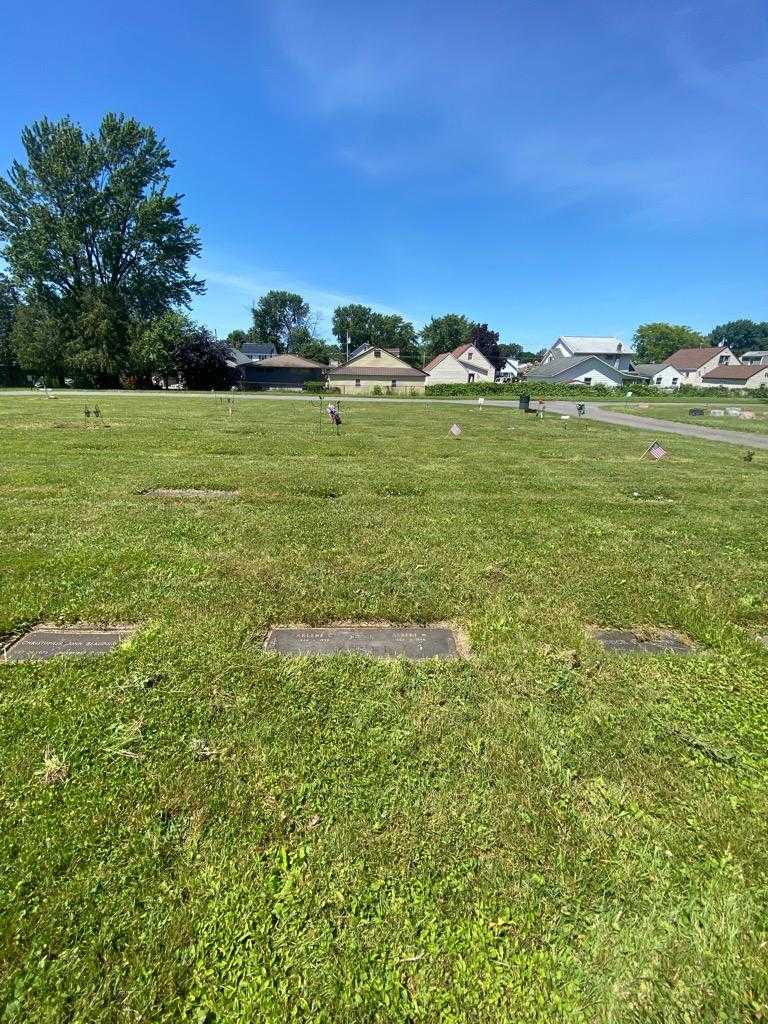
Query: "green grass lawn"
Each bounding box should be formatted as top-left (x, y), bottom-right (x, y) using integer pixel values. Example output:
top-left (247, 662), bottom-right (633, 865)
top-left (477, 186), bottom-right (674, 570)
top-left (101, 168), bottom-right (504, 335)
top-left (622, 401), bottom-right (768, 435)
top-left (1, 394), bottom-right (767, 1023)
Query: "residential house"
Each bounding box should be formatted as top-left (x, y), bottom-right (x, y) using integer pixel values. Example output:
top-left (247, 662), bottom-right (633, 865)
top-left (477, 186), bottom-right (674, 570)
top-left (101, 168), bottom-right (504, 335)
top-left (654, 346), bottom-right (738, 388)
top-left (241, 342), bottom-right (278, 361)
top-left (741, 351), bottom-right (768, 366)
top-left (238, 354), bottom-right (326, 390)
top-left (700, 363), bottom-right (768, 390)
top-left (498, 357), bottom-right (520, 381)
top-left (424, 343), bottom-right (496, 384)
top-left (526, 355), bottom-right (643, 388)
top-left (540, 337), bottom-right (637, 371)
top-left (327, 345), bottom-right (428, 394)
top-left (634, 362), bottom-right (667, 382)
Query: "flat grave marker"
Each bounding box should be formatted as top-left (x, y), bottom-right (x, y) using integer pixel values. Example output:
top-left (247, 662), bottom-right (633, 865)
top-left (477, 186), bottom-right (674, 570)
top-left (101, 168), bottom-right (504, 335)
top-left (265, 625), bottom-right (461, 660)
top-left (2, 625), bottom-right (135, 663)
top-left (592, 627), bottom-right (695, 656)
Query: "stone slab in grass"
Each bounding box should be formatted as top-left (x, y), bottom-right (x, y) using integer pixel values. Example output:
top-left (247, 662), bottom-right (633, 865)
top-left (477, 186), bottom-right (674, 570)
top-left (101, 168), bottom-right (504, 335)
top-left (142, 488), bottom-right (238, 498)
top-left (2, 626), bottom-right (134, 663)
top-left (265, 625), bottom-right (461, 660)
top-left (592, 627), bottom-right (695, 656)
top-left (758, 635), bottom-right (768, 650)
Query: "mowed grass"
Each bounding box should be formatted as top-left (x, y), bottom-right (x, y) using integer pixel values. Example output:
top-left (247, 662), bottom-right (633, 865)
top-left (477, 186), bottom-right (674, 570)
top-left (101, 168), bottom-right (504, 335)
top-left (623, 401), bottom-right (768, 436)
top-left (1, 394), bottom-right (768, 1024)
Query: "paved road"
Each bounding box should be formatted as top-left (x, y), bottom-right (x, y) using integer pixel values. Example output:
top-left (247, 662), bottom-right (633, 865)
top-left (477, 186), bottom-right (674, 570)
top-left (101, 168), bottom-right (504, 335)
top-left (543, 401), bottom-right (768, 450)
top-left (4, 388), bottom-right (767, 450)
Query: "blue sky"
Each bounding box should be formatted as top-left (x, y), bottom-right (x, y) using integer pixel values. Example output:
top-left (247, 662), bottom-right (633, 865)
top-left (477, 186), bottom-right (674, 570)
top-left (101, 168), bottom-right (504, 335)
top-left (2, 0), bottom-right (768, 348)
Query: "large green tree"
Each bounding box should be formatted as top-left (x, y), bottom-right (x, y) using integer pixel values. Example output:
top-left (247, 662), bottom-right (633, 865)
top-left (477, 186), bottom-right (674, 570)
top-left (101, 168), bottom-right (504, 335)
top-left (467, 323), bottom-right (504, 371)
top-left (707, 319), bottom-right (768, 355)
top-left (9, 302), bottom-right (66, 383)
top-left (420, 313), bottom-right (475, 364)
top-left (251, 291), bottom-right (310, 353)
top-left (332, 304), bottom-right (421, 364)
top-left (0, 113), bottom-right (204, 382)
top-left (632, 323), bottom-right (706, 364)
top-left (0, 273), bottom-right (21, 383)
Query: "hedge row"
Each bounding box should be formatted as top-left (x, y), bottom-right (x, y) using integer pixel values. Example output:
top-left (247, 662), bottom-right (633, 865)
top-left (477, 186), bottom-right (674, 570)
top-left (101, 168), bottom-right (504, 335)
top-left (423, 380), bottom-right (768, 401)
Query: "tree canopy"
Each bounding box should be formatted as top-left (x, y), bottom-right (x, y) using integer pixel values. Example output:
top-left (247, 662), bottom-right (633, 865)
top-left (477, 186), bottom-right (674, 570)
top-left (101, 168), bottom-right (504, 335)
top-left (420, 314), bottom-right (475, 364)
top-left (332, 304), bottom-right (421, 365)
top-left (467, 323), bottom-right (504, 371)
top-left (707, 319), bottom-right (768, 355)
top-left (632, 323), bottom-right (706, 364)
top-left (0, 112), bottom-right (204, 384)
top-left (251, 291), bottom-right (311, 353)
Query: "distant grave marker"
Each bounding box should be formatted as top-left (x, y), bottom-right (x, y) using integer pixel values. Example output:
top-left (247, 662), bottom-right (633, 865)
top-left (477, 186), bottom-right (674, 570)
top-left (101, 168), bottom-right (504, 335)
top-left (592, 627), bottom-right (695, 655)
top-left (265, 625), bottom-right (461, 660)
top-left (450, 423), bottom-right (462, 438)
top-left (3, 625), bottom-right (134, 663)
top-left (142, 488), bottom-right (238, 499)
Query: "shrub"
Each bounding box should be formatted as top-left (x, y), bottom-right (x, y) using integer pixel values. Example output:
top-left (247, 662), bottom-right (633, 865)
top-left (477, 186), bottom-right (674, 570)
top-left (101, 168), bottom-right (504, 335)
top-left (303, 380), bottom-right (326, 394)
top-left (424, 381), bottom-right (768, 401)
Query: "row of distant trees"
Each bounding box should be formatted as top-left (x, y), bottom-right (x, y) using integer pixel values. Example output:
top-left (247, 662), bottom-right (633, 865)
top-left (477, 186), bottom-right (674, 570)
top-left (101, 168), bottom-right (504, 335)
top-left (0, 111), bottom-right (765, 389)
top-left (632, 321), bottom-right (768, 364)
top-left (224, 293), bottom-right (538, 372)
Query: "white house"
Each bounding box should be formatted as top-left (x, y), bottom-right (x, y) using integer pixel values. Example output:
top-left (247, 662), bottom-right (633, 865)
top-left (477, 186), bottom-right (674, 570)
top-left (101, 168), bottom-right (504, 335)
top-left (656, 346), bottom-right (738, 388)
top-left (498, 357), bottom-right (520, 381)
top-left (701, 363), bottom-right (768, 390)
top-left (526, 355), bottom-right (641, 388)
top-left (540, 336), bottom-right (636, 372)
top-left (424, 343), bottom-right (496, 384)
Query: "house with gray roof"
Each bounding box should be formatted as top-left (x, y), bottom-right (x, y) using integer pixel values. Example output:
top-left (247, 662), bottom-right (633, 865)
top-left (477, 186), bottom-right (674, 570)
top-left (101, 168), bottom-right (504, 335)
top-left (527, 355), bottom-right (644, 389)
top-left (540, 336), bottom-right (637, 371)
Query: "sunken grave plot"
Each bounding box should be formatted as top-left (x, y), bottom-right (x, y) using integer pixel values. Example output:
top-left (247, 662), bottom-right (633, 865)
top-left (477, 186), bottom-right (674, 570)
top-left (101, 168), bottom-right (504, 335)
top-left (591, 627), bottom-right (696, 656)
top-left (141, 488), bottom-right (238, 499)
top-left (265, 625), bottom-right (462, 660)
top-left (2, 625), bottom-right (135, 663)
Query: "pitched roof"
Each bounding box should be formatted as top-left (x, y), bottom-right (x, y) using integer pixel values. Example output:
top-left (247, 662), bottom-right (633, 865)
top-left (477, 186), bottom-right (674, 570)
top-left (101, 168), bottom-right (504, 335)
top-left (701, 363), bottom-right (767, 381)
top-left (528, 355), bottom-right (621, 380)
top-left (332, 346), bottom-right (425, 376)
top-left (742, 351), bottom-right (768, 359)
top-left (241, 342), bottom-right (277, 356)
top-left (557, 336), bottom-right (629, 355)
top-left (665, 347), bottom-right (727, 370)
top-left (348, 344), bottom-right (400, 359)
top-left (328, 365), bottom-right (427, 379)
top-left (226, 348), bottom-right (254, 367)
top-left (634, 363), bottom-right (666, 378)
top-left (251, 354), bottom-right (327, 369)
top-left (450, 343), bottom-right (493, 363)
top-left (424, 352), bottom-right (451, 372)
top-left (528, 355), bottom-right (645, 382)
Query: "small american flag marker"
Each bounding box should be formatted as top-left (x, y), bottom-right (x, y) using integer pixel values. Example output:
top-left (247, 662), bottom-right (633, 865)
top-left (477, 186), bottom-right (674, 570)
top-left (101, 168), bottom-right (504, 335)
top-left (641, 440), bottom-right (668, 461)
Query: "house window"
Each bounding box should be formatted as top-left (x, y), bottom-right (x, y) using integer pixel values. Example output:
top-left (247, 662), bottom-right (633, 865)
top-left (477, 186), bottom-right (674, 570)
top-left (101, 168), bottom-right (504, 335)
top-left (355, 378), bottom-right (361, 387)
top-left (374, 348), bottom-right (381, 357)
top-left (468, 373), bottom-right (475, 383)
top-left (672, 377), bottom-right (679, 386)
top-left (655, 376), bottom-right (662, 385)
top-left (719, 354), bottom-right (729, 364)
top-left (583, 377), bottom-right (592, 386)
top-left (467, 350), bottom-right (474, 359)
top-left (391, 379), bottom-right (397, 388)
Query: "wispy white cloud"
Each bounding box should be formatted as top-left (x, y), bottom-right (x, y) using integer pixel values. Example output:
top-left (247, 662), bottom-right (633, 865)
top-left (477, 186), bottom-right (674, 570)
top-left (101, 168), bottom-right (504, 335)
top-left (261, 0), bottom-right (768, 221)
top-left (201, 263), bottom-right (420, 336)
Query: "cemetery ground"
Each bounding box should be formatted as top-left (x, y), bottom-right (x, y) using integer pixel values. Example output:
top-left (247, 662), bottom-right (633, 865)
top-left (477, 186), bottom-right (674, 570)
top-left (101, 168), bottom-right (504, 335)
top-left (1, 394), bottom-right (767, 1023)
top-left (622, 401), bottom-right (768, 437)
